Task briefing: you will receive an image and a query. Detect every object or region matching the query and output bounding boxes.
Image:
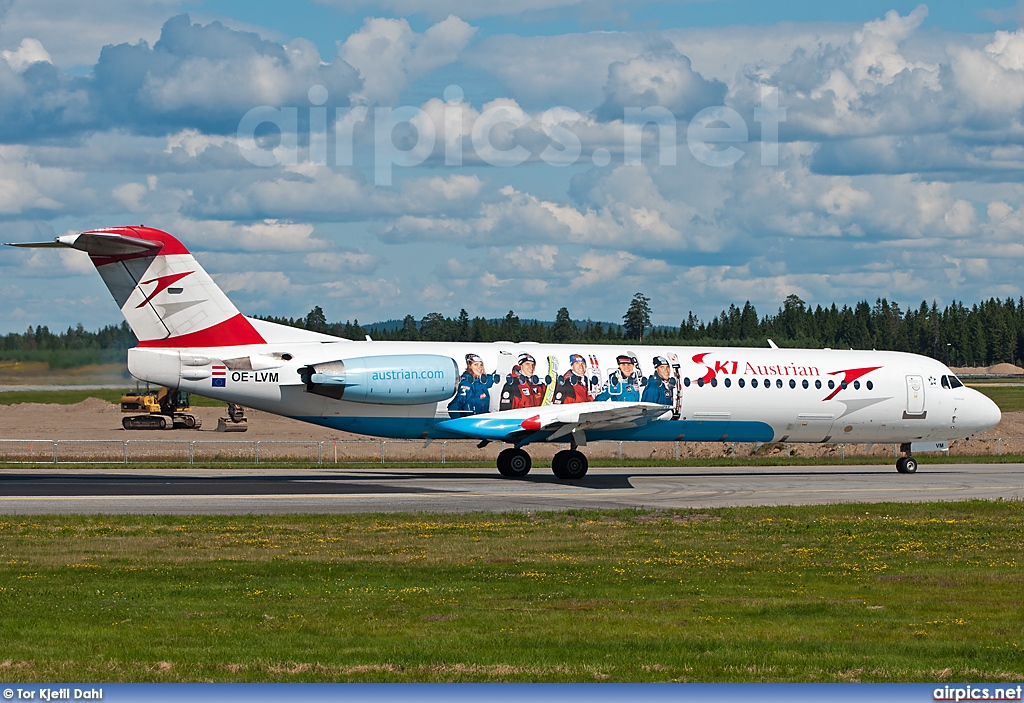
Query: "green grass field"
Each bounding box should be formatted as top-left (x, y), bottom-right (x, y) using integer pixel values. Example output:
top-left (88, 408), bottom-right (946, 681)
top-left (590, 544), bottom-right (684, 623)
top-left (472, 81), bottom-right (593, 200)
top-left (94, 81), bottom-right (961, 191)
top-left (0, 389), bottom-right (223, 406)
top-left (0, 502), bottom-right (1021, 683)
top-left (970, 385), bottom-right (1024, 412)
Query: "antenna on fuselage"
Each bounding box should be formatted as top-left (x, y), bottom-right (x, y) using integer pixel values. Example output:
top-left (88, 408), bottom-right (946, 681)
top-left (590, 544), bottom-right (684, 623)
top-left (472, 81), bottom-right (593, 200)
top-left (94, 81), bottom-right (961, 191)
top-left (767, 339), bottom-right (779, 349)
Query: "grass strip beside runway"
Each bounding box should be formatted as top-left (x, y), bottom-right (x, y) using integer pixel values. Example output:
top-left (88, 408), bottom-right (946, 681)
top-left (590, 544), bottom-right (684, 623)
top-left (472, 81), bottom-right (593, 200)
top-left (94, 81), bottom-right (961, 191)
top-left (0, 389), bottom-right (223, 406)
top-left (0, 501), bottom-right (1021, 683)
top-left (971, 384), bottom-right (1024, 412)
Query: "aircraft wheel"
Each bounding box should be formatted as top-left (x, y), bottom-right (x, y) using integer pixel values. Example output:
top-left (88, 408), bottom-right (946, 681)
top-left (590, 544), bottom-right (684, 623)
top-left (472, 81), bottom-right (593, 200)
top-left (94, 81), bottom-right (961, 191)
top-left (552, 450), bottom-right (569, 478)
top-left (558, 450), bottom-right (588, 480)
top-left (497, 447), bottom-right (531, 478)
top-left (901, 457), bottom-right (918, 474)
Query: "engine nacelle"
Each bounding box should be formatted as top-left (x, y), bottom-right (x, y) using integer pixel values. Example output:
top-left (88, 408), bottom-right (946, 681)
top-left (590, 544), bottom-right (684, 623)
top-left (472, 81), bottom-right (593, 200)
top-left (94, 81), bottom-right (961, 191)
top-left (298, 354), bottom-right (459, 405)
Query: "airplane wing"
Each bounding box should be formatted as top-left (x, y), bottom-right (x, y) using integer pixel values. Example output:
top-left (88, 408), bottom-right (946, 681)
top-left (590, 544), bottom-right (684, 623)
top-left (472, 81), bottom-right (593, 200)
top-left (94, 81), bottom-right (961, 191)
top-left (433, 401), bottom-right (670, 446)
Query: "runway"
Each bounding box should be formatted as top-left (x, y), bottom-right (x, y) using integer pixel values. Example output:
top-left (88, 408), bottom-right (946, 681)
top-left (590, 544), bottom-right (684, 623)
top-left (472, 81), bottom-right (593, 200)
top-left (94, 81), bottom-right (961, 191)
top-left (0, 462), bottom-right (1022, 514)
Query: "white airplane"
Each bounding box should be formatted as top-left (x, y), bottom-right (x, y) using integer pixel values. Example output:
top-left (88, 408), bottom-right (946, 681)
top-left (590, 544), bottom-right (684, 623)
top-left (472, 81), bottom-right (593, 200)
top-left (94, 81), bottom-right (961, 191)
top-left (9, 227), bottom-right (1001, 478)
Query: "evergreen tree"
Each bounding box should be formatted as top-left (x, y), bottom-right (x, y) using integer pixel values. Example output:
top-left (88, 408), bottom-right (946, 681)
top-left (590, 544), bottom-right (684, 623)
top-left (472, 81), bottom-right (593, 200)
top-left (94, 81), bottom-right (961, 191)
top-left (341, 319), bottom-right (365, 339)
top-left (623, 292), bottom-right (651, 342)
top-left (550, 307), bottom-right (577, 342)
top-left (779, 294), bottom-right (806, 340)
top-left (739, 301), bottom-right (760, 339)
top-left (400, 314), bottom-right (418, 341)
top-left (420, 312), bottom-right (448, 341)
top-left (500, 310), bottom-right (521, 342)
top-left (471, 316), bottom-right (489, 342)
top-left (456, 308), bottom-right (471, 340)
top-left (304, 306), bottom-right (329, 334)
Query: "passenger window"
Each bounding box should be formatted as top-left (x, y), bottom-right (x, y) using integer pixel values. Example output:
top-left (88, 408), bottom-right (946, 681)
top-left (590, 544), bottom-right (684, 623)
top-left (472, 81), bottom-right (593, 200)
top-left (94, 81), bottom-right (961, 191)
top-left (724, 378), bottom-right (731, 388)
top-left (751, 378), bottom-right (758, 388)
top-left (853, 380), bottom-right (860, 390)
top-left (765, 379), bottom-right (770, 389)
top-left (776, 379), bottom-right (783, 388)
top-left (738, 378), bottom-right (745, 388)
top-left (866, 381), bottom-right (873, 390)
top-left (684, 377), bottom-right (691, 387)
top-left (789, 379), bottom-right (796, 389)
top-left (815, 379), bottom-right (822, 389)
top-left (802, 379), bottom-right (809, 389)
top-left (710, 378), bottom-right (718, 387)
top-left (697, 378), bottom-right (704, 387)
top-left (828, 380), bottom-right (835, 389)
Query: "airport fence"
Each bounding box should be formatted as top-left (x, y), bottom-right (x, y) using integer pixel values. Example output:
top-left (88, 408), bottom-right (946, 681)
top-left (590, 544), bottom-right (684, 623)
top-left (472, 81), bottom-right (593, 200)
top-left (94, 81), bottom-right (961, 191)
top-left (0, 437), bottom-right (1019, 465)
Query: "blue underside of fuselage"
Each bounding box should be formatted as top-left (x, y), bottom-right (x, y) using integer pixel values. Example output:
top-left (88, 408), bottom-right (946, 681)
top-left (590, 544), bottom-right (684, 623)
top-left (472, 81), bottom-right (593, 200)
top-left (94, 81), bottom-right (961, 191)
top-left (293, 415), bottom-right (776, 444)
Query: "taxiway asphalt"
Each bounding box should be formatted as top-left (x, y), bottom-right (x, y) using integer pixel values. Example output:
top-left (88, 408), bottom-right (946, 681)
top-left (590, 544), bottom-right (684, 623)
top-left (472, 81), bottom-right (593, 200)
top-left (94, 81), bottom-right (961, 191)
top-left (0, 463), bottom-right (1021, 514)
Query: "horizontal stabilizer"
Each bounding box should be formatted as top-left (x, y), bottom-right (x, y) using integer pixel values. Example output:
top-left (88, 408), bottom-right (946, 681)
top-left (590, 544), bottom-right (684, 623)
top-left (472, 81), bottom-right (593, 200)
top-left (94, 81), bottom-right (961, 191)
top-left (6, 232), bottom-right (163, 257)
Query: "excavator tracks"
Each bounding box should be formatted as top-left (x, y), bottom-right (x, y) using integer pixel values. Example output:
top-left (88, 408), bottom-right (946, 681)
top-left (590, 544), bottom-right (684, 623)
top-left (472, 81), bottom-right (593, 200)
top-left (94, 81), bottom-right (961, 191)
top-left (122, 414), bottom-right (201, 430)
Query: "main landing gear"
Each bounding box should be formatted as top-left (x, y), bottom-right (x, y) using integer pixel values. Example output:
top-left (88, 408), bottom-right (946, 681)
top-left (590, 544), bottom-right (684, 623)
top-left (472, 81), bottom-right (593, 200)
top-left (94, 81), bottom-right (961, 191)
top-left (496, 447), bottom-right (589, 480)
top-left (496, 447), bottom-right (532, 478)
top-left (896, 443), bottom-right (918, 474)
top-left (552, 449), bottom-right (588, 479)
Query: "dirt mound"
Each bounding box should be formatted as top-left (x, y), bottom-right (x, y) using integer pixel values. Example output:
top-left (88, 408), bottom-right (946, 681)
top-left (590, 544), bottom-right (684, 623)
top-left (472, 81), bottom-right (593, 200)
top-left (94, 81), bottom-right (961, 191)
top-left (0, 397), bottom-right (121, 413)
top-left (952, 363), bottom-right (1024, 375)
top-left (75, 397), bottom-right (122, 414)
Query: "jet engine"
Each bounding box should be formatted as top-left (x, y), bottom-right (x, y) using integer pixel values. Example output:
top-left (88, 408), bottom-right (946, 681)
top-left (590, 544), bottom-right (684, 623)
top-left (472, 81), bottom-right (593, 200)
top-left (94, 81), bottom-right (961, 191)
top-left (298, 354), bottom-right (459, 405)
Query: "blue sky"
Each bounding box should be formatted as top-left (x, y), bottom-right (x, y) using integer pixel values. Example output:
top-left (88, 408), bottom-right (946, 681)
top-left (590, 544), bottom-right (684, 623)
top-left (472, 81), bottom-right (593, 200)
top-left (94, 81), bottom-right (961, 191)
top-left (2, 0), bottom-right (1024, 334)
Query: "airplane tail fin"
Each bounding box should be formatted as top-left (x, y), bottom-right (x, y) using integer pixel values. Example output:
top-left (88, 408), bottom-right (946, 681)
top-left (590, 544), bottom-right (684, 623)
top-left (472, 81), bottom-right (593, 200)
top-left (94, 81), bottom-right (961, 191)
top-left (10, 226), bottom-right (266, 348)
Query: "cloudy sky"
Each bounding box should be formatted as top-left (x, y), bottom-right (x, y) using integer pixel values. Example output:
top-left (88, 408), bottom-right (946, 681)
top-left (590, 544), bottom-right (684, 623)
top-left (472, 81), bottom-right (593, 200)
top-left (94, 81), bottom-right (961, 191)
top-left (2, 0), bottom-right (1024, 333)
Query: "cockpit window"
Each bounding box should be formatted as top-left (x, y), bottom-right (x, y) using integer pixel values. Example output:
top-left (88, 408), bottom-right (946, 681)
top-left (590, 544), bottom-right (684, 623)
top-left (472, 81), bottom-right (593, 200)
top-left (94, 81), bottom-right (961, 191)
top-left (941, 375), bottom-right (964, 389)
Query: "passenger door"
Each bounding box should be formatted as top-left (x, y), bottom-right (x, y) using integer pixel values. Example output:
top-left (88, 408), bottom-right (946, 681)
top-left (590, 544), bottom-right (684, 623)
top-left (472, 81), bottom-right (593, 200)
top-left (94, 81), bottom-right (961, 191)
top-left (905, 374), bottom-right (926, 417)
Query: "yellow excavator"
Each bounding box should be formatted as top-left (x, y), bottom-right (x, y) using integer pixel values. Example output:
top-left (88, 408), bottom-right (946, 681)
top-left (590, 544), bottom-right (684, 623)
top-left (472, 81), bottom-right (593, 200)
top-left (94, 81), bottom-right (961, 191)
top-left (120, 387), bottom-right (201, 430)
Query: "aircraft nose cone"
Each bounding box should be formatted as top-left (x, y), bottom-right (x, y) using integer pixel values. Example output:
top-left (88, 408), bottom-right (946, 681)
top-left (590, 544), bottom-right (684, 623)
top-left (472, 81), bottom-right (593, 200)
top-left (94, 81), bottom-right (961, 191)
top-left (979, 393), bottom-right (1002, 432)
top-left (968, 390), bottom-right (1001, 433)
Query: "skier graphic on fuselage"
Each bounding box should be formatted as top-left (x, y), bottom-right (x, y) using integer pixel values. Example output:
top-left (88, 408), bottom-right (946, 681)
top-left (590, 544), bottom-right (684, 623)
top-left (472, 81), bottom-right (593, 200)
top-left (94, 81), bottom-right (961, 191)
top-left (553, 353), bottom-right (594, 404)
top-left (641, 355), bottom-right (675, 406)
top-left (448, 353), bottom-right (499, 418)
top-left (500, 353), bottom-right (547, 410)
top-left (595, 354), bottom-right (643, 402)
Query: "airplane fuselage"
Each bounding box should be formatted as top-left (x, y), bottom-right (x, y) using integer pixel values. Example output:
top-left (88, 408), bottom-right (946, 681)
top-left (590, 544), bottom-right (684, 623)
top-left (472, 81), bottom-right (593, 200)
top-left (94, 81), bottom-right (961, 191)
top-left (128, 336), bottom-right (999, 446)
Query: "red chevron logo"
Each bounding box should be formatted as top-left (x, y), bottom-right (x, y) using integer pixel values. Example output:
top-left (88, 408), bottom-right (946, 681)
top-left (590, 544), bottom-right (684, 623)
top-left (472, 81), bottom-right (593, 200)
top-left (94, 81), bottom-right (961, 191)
top-left (822, 366), bottom-right (882, 401)
top-left (136, 271), bottom-right (192, 308)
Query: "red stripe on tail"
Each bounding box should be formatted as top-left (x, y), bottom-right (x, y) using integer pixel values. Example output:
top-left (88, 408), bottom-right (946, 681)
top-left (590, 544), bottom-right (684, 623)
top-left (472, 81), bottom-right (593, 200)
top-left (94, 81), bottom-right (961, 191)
top-left (136, 314), bottom-right (266, 348)
top-left (84, 226), bottom-right (191, 255)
